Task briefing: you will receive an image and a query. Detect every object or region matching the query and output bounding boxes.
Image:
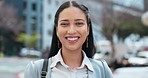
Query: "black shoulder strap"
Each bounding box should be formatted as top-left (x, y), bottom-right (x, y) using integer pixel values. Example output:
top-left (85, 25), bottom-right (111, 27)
top-left (41, 59), bottom-right (48, 78)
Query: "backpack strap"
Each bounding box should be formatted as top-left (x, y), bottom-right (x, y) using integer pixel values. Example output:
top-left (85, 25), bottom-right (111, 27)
top-left (41, 59), bottom-right (48, 78)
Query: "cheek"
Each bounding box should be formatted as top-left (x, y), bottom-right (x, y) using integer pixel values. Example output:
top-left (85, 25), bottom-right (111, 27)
top-left (57, 27), bottom-right (65, 38)
top-left (79, 27), bottom-right (89, 37)
top-left (57, 30), bottom-right (63, 42)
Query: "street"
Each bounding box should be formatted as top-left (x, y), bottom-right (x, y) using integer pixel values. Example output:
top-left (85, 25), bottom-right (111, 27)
top-left (0, 57), bottom-right (39, 78)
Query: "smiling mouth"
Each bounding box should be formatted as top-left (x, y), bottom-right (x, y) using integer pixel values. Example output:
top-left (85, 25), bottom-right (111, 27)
top-left (65, 36), bottom-right (80, 41)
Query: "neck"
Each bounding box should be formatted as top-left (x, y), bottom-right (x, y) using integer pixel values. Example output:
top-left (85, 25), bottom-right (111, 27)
top-left (61, 48), bottom-right (83, 68)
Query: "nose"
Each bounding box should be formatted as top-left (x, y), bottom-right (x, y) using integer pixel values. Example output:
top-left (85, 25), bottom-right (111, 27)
top-left (67, 25), bottom-right (76, 34)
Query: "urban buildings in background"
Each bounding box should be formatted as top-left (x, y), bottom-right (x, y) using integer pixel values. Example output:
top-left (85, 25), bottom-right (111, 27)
top-left (3, 0), bottom-right (104, 50)
top-left (2, 0), bottom-right (147, 50)
top-left (23, 0), bottom-right (42, 50)
top-left (42, 0), bottom-right (65, 50)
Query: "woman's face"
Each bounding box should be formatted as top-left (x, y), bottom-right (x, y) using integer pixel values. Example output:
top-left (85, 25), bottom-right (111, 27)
top-left (57, 6), bottom-right (89, 51)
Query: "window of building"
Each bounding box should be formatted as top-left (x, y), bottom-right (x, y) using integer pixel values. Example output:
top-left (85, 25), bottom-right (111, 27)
top-left (31, 17), bottom-right (36, 27)
top-left (48, 29), bottom-right (53, 35)
top-left (48, 14), bottom-right (51, 20)
top-left (112, 0), bottom-right (144, 10)
top-left (48, 0), bottom-right (51, 4)
top-left (22, 15), bottom-right (26, 20)
top-left (23, 1), bottom-right (27, 10)
top-left (32, 3), bottom-right (36, 11)
top-left (55, 1), bottom-right (59, 5)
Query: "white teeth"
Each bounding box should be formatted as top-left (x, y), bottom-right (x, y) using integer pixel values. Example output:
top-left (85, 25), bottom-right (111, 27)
top-left (67, 37), bottom-right (78, 41)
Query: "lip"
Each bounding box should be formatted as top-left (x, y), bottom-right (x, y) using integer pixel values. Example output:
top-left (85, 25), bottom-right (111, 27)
top-left (65, 36), bottom-right (80, 43)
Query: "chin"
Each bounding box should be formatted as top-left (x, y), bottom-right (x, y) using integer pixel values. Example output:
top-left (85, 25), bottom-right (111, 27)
top-left (66, 46), bottom-right (81, 51)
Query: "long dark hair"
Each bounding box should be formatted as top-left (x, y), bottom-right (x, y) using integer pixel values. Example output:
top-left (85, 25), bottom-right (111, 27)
top-left (49, 1), bottom-right (96, 58)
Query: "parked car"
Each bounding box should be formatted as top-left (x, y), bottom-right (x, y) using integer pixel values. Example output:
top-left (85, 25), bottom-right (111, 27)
top-left (95, 40), bottom-right (112, 53)
top-left (19, 48), bottom-right (42, 58)
top-left (113, 67), bottom-right (148, 78)
top-left (119, 52), bottom-right (136, 67)
top-left (122, 52), bottom-right (136, 60)
top-left (94, 40), bottom-right (112, 65)
top-left (128, 51), bottom-right (148, 66)
top-left (137, 51), bottom-right (148, 58)
top-left (94, 51), bottom-right (112, 66)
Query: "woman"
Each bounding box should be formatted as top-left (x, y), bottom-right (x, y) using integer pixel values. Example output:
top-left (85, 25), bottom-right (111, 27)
top-left (24, 1), bottom-right (113, 78)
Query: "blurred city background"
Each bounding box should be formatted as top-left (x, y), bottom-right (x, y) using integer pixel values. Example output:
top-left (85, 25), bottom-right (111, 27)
top-left (0, 0), bottom-right (148, 78)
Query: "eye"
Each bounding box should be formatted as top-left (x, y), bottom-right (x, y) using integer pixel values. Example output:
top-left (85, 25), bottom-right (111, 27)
top-left (75, 22), bottom-right (84, 27)
top-left (60, 22), bottom-right (69, 27)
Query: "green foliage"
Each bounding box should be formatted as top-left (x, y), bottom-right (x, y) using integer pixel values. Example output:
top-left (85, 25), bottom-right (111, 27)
top-left (17, 32), bottom-right (40, 48)
top-left (117, 15), bottom-right (148, 39)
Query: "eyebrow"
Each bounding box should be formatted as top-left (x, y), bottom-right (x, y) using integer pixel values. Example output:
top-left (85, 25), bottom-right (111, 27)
top-left (59, 19), bottom-right (85, 22)
top-left (59, 19), bottom-right (68, 22)
top-left (75, 19), bottom-right (85, 21)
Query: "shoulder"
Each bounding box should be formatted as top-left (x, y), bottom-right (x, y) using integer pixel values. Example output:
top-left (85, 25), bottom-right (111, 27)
top-left (28, 59), bottom-right (44, 70)
top-left (89, 58), bottom-right (103, 71)
top-left (89, 58), bottom-right (111, 71)
top-left (89, 58), bottom-right (113, 78)
top-left (89, 58), bottom-right (107, 67)
top-left (33, 59), bottom-right (44, 66)
top-left (24, 59), bottom-right (47, 78)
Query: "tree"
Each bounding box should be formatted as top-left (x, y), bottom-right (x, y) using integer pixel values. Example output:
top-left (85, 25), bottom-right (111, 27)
top-left (116, 12), bottom-right (148, 39)
top-left (0, 1), bottom-right (25, 56)
top-left (101, 0), bottom-right (117, 60)
top-left (17, 32), bottom-right (40, 49)
top-left (101, 0), bottom-right (148, 61)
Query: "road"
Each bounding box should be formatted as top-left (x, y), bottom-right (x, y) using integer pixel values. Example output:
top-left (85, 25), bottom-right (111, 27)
top-left (0, 57), bottom-right (39, 78)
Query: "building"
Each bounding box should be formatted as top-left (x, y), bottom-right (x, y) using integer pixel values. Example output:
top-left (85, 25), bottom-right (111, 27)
top-left (3, 0), bottom-right (106, 50)
top-left (42, 0), bottom-right (65, 49)
top-left (4, 0), bottom-right (146, 51)
top-left (112, 0), bottom-right (144, 17)
top-left (23, 0), bottom-right (42, 50)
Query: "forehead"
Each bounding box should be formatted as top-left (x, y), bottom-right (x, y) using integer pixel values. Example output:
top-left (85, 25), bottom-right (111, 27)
top-left (59, 7), bottom-right (86, 20)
